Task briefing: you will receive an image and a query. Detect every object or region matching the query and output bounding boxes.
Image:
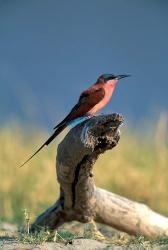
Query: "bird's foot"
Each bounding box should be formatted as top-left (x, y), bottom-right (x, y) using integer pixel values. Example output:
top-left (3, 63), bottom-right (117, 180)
top-left (83, 219), bottom-right (106, 241)
top-left (86, 114), bottom-right (98, 120)
top-left (87, 113), bottom-right (106, 118)
top-left (86, 114), bottom-right (95, 118)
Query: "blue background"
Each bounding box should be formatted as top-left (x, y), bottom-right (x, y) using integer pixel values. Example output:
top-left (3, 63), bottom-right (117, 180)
top-left (0, 0), bottom-right (168, 128)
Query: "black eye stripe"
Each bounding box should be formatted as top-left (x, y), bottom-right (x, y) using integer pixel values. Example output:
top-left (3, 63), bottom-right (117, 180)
top-left (102, 74), bottom-right (116, 81)
top-left (97, 74), bottom-right (117, 83)
top-left (103, 74), bottom-right (115, 78)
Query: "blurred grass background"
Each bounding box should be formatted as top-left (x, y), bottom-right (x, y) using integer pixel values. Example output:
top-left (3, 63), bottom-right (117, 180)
top-left (0, 114), bottom-right (168, 225)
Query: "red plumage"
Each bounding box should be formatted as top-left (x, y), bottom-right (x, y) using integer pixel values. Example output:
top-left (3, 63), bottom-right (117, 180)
top-left (19, 74), bottom-right (129, 168)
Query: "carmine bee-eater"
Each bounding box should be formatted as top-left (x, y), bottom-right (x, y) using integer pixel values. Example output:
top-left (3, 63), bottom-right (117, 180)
top-left (19, 73), bottom-right (130, 168)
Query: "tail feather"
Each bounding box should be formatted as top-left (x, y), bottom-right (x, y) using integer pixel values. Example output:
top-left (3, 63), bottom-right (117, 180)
top-left (19, 124), bottom-right (67, 168)
top-left (45, 124), bottom-right (67, 145)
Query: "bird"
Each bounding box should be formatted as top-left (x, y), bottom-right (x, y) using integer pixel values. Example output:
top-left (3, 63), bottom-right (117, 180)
top-left (19, 73), bottom-right (130, 168)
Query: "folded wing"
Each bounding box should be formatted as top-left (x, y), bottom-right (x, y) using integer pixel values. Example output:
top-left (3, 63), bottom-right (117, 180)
top-left (54, 87), bottom-right (105, 129)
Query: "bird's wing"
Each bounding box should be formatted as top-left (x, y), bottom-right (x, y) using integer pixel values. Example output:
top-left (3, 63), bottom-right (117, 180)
top-left (19, 88), bottom-right (105, 168)
top-left (54, 87), bottom-right (105, 129)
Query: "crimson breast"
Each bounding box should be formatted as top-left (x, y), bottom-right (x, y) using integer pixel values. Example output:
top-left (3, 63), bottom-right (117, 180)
top-left (88, 84), bottom-right (115, 114)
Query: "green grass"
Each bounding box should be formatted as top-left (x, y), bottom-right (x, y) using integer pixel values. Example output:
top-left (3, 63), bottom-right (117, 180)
top-left (0, 114), bottom-right (168, 225)
top-left (19, 229), bottom-right (52, 244)
top-left (19, 228), bottom-right (78, 244)
top-left (17, 229), bottom-right (168, 248)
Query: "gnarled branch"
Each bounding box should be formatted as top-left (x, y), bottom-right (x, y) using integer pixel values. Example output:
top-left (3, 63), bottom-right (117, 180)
top-left (32, 113), bottom-right (168, 237)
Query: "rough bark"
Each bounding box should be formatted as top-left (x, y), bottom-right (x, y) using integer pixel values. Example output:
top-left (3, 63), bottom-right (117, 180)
top-left (32, 113), bottom-right (168, 237)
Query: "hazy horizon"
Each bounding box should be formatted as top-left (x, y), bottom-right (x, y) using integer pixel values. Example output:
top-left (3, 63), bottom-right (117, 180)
top-left (0, 0), bottom-right (168, 128)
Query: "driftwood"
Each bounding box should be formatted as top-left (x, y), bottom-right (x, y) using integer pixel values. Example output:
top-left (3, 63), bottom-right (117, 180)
top-left (32, 113), bottom-right (168, 237)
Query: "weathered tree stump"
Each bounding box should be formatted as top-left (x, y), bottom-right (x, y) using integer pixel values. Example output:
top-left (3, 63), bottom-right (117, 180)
top-left (31, 113), bottom-right (168, 237)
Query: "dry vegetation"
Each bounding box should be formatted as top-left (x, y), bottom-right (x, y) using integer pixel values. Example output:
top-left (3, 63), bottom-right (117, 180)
top-left (0, 114), bottom-right (168, 226)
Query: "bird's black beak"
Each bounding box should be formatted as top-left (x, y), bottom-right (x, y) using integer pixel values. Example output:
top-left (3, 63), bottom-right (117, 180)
top-left (116, 74), bottom-right (131, 80)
